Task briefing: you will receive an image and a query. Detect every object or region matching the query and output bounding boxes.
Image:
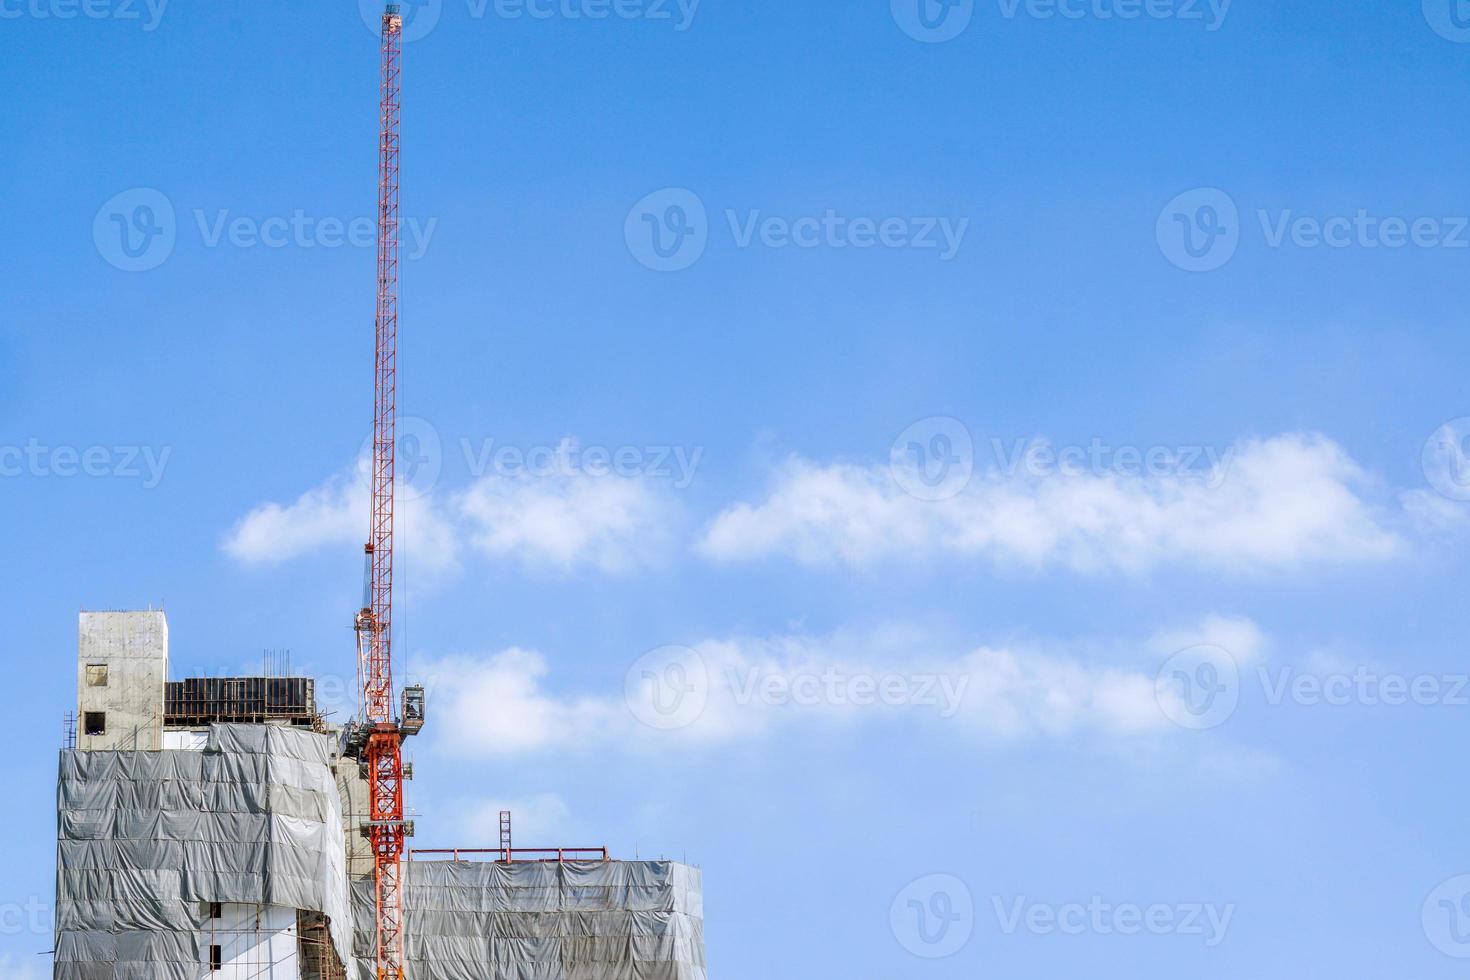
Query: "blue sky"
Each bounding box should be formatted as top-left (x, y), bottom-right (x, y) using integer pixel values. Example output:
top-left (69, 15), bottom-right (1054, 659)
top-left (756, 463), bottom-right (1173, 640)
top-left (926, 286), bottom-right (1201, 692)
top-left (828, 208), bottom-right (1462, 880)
top-left (8, 0), bottom-right (1470, 976)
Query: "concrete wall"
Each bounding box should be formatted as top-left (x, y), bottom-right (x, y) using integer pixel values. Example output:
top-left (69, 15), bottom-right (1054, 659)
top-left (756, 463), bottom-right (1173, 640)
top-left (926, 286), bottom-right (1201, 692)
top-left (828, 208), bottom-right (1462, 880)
top-left (205, 903), bottom-right (300, 980)
top-left (76, 610), bottom-right (168, 751)
top-left (163, 729), bottom-right (209, 751)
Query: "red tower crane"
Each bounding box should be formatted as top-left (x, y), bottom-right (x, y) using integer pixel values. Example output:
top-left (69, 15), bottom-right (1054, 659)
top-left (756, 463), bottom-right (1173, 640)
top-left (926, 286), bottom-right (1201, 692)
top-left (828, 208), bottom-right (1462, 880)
top-left (353, 4), bottom-right (423, 979)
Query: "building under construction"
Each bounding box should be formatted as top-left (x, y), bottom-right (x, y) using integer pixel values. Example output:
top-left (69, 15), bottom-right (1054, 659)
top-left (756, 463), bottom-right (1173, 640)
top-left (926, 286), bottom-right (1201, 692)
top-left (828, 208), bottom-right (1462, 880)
top-left (54, 610), bottom-right (707, 979)
top-left (54, 4), bottom-right (706, 977)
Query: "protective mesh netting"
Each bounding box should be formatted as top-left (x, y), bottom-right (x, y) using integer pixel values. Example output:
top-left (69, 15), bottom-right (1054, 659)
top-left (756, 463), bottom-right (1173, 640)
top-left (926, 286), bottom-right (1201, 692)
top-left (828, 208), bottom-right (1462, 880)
top-left (351, 859), bottom-right (706, 980)
top-left (55, 724), bottom-right (350, 979)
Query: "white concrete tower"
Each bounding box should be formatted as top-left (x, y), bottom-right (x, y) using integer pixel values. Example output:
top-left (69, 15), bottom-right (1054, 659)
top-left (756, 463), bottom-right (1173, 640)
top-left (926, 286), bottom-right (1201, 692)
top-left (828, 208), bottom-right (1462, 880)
top-left (76, 610), bottom-right (168, 751)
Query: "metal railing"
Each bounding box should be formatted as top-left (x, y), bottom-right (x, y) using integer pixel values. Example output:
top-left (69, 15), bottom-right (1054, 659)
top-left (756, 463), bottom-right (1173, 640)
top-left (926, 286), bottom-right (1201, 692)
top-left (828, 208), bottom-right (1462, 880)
top-left (409, 847), bottom-right (611, 863)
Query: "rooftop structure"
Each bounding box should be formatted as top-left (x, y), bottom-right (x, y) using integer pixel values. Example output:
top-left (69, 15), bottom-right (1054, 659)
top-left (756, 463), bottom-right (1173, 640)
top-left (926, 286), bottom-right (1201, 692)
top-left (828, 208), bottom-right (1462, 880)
top-left (76, 610), bottom-right (168, 752)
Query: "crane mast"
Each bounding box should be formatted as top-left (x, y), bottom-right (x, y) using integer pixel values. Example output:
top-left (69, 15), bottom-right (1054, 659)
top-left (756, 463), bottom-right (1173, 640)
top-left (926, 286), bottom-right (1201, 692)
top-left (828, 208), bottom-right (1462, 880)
top-left (353, 4), bottom-right (416, 979)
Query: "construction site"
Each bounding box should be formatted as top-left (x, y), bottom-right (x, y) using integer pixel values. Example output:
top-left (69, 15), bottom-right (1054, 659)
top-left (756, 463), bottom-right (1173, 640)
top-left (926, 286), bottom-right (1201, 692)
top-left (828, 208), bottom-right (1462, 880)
top-left (50, 5), bottom-right (706, 979)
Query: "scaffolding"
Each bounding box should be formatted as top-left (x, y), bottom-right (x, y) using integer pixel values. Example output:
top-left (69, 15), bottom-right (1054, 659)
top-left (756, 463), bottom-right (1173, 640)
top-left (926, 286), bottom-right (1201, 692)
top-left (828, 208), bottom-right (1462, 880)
top-left (299, 910), bottom-right (350, 980)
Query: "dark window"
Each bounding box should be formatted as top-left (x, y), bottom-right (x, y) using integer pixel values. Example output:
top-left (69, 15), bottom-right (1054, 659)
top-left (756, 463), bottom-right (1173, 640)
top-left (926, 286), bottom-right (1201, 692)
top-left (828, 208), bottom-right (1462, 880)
top-left (208, 902), bottom-right (222, 919)
top-left (209, 944), bottom-right (222, 972)
top-left (83, 712), bottom-right (106, 736)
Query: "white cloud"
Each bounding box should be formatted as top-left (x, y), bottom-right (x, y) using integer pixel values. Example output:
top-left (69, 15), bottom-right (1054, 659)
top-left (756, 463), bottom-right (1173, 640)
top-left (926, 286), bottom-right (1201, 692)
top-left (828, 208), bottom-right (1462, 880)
top-left (223, 443), bottom-right (675, 577)
top-left (422, 648), bottom-right (625, 756)
top-left (700, 434), bottom-right (1404, 573)
top-left (223, 472), bottom-right (461, 577)
top-left (1149, 614), bottom-right (1267, 665)
top-left (1399, 487), bottom-right (1470, 533)
top-left (417, 617), bottom-right (1256, 758)
top-left (457, 468), bottom-right (674, 575)
top-left (223, 473), bottom-right (365, 565)
top-left (228, 431), bottom-right (1408, 580)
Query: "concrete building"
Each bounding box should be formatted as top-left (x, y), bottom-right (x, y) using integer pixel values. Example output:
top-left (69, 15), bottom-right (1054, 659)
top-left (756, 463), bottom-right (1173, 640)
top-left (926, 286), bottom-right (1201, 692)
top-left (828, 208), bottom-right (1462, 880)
top-left (76, 611), bottom-right (168, 752)
top-left (55, 611), bottom-right (707, 980)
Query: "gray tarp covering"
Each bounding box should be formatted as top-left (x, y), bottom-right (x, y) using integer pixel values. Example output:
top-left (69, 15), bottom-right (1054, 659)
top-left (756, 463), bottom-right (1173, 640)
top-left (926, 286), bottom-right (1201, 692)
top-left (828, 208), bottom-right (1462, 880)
top-left (55, 724), bottom-right (351, 979)
top-left (352, 860), bottom-right (706, 980)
